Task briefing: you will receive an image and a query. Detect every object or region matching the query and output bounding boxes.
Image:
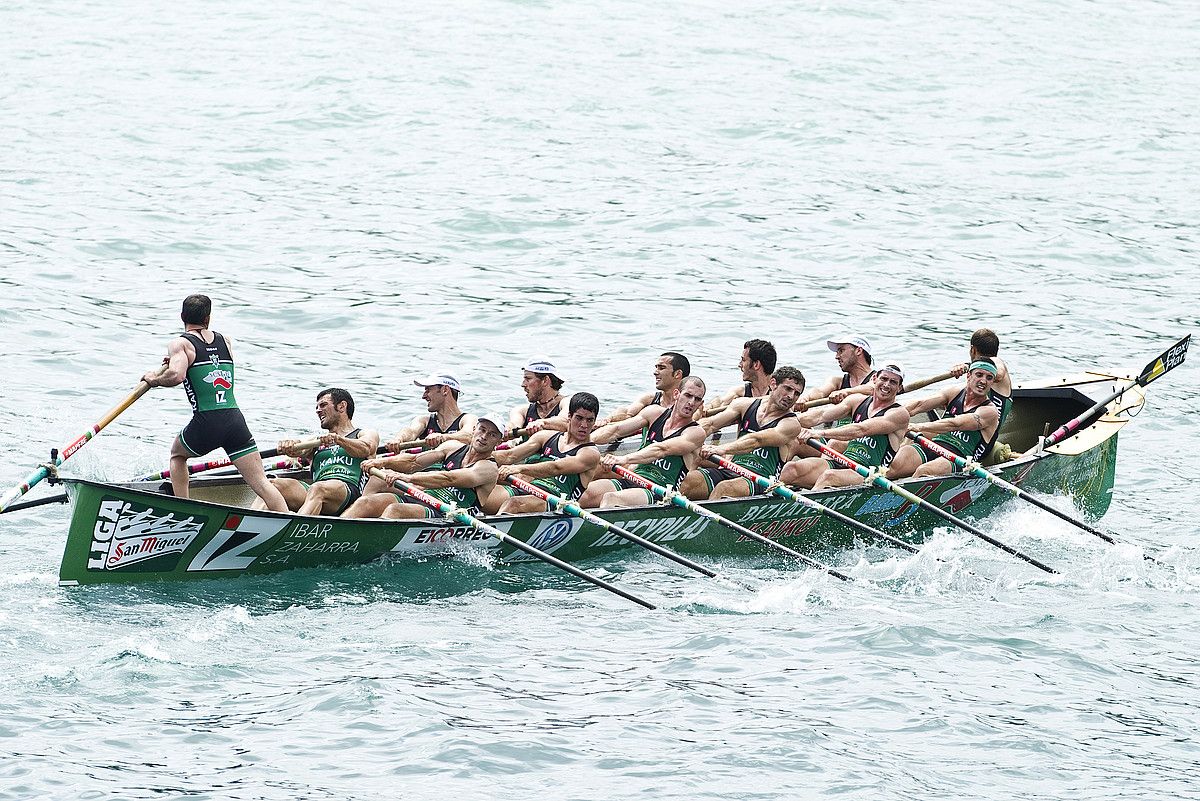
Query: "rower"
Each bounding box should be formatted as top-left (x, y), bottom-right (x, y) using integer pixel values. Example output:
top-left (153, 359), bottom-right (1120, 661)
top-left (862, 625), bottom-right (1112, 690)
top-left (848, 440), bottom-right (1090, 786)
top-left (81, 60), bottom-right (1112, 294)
top-left (509, 357), bottom-right (567, 436)
top-left (255, 388), bottom-right (380, 515)
top-left (680, 366), bottom-right (805, 500)
top-left (703, 339), bottom-right (777, 415)
top-left (489, 392), bottom-right (602, 514)
top-left (139, 294), bottom-right (288, 511)
top-left (388, 372), bottom-right (475, 449)
top-left (949, 328), bottom-right (1012, 397)
top-left (781, 364), bottom-right (910, 489)
top-left (344, 414), bottom-right (506, 519)
top-left (798, 334), bottom-right (875, 409)
top-left (597, 352), bottom-right (690, 427)
top-left (359, 372), bottom-right (477, 499)
top-left (887, 358), bottom-right (1011, 480)
top-left (581, 377), bottom-right (708, 508)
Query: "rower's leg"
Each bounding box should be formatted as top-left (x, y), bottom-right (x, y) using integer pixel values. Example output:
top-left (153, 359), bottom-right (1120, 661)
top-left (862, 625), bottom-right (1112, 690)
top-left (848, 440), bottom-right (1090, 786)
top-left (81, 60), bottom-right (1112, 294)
top-left (885, 445), bottom-right (923, 480)
top-left (913, 457), bottom-right (953, 478)
top-left (500, 495), bottom-right (549, 515)
top-left (168, 437), bottom-right (192, 499)
top-left (813, 468), bottom-right (868, 490)
top-left (253, 478), bottom-right (306, 511)
top-left (361, 474), bottom-right (391, 496)
top-left (677, 471), bottom-right (710, 501)
top-left (298, 480), bottom-right (350, 516)
top-left (342, 492), bottom-right (401, 519)
top-left (780, 457), bottom-right (828, 490)
top-left (382, 502), bottom-right (434, 520)
top-left (600, 489), bottom-right (653, 509)
top-left (579, 479), bottom-right (619, 509)
top-left (709, 477), bottom-right (752, 500)
top-left (232, 451), bottom-right (289, 512)
top-left (479, 485), bottom-right (513, 516)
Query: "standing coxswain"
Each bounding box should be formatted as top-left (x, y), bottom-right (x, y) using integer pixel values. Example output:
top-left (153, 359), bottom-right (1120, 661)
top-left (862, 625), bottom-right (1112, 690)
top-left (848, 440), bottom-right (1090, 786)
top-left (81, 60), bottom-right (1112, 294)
top-left (140, 294), bottom-right (287, 511)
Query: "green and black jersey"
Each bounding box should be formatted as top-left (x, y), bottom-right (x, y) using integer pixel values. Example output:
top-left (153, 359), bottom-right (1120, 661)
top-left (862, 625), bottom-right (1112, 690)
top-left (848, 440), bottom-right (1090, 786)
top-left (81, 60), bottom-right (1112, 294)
top-left (523, 433), bottom-right (595, 501)
top-left (182, 332), bottom-right (238, 413)
top-left (730, 399), bottom-right (793, 478)
top-left (634, 410), bottom-right (698, 488)
top-left (933, 389), bottom-right (1013, 461)
top-left (311, 429), bottom-right (367, 492)
top-left (841, 397), bottom-right (900, 467)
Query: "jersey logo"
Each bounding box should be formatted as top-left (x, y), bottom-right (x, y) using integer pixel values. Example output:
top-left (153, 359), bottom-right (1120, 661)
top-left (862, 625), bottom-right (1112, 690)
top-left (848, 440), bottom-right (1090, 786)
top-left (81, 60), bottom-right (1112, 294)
top-left (204, 369), bottom-right (233, 390)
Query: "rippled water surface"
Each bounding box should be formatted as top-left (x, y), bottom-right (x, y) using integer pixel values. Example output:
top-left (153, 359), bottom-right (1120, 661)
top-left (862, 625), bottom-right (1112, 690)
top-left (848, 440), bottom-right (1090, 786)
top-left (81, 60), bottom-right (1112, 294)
top-left (2, 0), bottom-right (1199, 798)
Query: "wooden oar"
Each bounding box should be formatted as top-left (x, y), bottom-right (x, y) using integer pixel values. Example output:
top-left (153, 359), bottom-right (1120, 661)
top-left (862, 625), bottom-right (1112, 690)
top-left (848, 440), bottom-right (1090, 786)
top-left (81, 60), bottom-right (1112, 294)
top-left (806, 437), bottom-right (1059, 574)
top-left (1044, 335), bottom-right (1190, 448)
top-left (374, 469), bottom-right (655, 609)
top-left (798, 370), bottom-right (957, 412)
top-left (0, 378), bottom-right (153, 513)
top-left (136, 439), bottom-right (425, 482)
top-left (505, 476), bottom-right (719, 578)
top-left (136, 456), bottom-right (300, 483)
top-left (904, 431), bottom-right (1161, 563)
top-left (704, 454), bottom-right (923, 555)
top-left (610, 465), bottom-right (852, 581)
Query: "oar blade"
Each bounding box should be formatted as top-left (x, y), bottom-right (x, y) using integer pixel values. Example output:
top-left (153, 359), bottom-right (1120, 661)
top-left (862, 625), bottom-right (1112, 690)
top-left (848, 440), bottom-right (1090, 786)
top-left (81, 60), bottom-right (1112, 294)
top-left (1138, 334), bottom-right (1190, 387)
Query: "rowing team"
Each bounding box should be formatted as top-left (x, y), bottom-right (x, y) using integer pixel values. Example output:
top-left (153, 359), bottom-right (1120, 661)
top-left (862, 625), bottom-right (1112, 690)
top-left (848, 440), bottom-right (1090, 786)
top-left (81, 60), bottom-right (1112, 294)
top-left (141, 295), bottom-right (1012, 519)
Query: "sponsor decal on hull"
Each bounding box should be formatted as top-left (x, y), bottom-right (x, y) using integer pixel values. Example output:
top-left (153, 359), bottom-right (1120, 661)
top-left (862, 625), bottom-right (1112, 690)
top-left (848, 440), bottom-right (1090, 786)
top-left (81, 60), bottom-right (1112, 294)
top-left (505, 517), bottom-right (582, 562)
top-left (390, 519), bottom-right (516, 552)
top-left (88, 497), bottom-right (207, 571)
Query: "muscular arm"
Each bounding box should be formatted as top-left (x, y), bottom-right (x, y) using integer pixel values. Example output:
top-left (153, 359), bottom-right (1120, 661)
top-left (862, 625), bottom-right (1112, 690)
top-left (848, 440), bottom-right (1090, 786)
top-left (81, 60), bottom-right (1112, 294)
top-left (701, 397), bottom-right (751, 435)
top-left (911, 403), bottom-right (997, 436)
top-left (592, 406), bottom-right (661, 444)
top-left (612, 424), bottom-right (704, 467)
top-left (410, 459), bottom-right (498, 491)
top-left (493, 431), bottom-right (552, 466)
top-left (823, 406), bottom-right (911, 442)
top-left (796, 397), bottom-right (858, 428)
top-left (904, 386), bottom-right (960, 417)
top-left (332, 428), bottom-right (380, 459)
top-left (526, 414), bottom-right (568, 434)
top-left (600, 391), bottom-right (656, 427)
top-left (502, 446), bottom-right (600, 481)
top-left (797, 374), bottom-right (841, 404)
top-left (142, 338), bottom-right (192, 387)
top-left (365, 441), bottom-right (456, 473)
top-left (388, 415), bottom-right (428, 447)
top-left (826, 381), bottom-right (874, 406)
top-left (708, 416), bottom-right (803, 456)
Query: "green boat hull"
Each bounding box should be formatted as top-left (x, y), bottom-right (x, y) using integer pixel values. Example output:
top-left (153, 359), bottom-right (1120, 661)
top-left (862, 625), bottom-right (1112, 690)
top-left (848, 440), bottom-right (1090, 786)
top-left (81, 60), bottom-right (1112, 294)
top-left (55, 379), bottom-right (1127, 587)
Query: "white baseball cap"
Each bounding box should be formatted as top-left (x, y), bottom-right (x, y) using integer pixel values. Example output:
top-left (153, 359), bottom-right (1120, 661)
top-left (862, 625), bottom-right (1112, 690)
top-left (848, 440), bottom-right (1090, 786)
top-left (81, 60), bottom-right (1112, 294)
top-left (413, 372), bottom-right (462, 392)
top-left (877, 363), bottom-right (905, 381)
top-left (476, 412), bottom-right (509, 436)
top-left (826, 335), bottom-right (873, 356)
top-left (523, 357), bottom-right (563, 381)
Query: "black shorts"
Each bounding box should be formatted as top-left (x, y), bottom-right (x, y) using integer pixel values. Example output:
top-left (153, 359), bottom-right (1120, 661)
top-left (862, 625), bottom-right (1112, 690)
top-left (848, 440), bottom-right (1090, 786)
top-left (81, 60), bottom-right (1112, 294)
top-left (299, 478), bottom-right (362, 515)
top-left (179, 409), bottom-right (257, 461)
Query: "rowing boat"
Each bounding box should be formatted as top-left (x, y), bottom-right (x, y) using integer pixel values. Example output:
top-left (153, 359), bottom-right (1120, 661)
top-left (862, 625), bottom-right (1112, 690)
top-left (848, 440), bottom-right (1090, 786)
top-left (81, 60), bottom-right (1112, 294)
top-left (55, 371), bottom-right (1144, 586)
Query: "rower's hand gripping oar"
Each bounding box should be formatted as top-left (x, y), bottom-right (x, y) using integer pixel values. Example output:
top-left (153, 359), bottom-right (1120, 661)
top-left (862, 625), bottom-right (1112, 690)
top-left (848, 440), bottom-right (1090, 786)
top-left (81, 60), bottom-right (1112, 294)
top-left (1044, 334), bottom-right (1190, 448)
top-left (703, 453), bottom-right (922, 555)
top-left (505, 476), bottom-right (719, 578)
top-left (806, 438), bottom-right (1059, 575)
top-left (372, 469), bottom-right (655, 609)
top-left (905, 431), bottom-right (1163, 564)
top-left (609, 465), bottom-right (852, 581)
top-left (0, 376), bottom-right (157, 513)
